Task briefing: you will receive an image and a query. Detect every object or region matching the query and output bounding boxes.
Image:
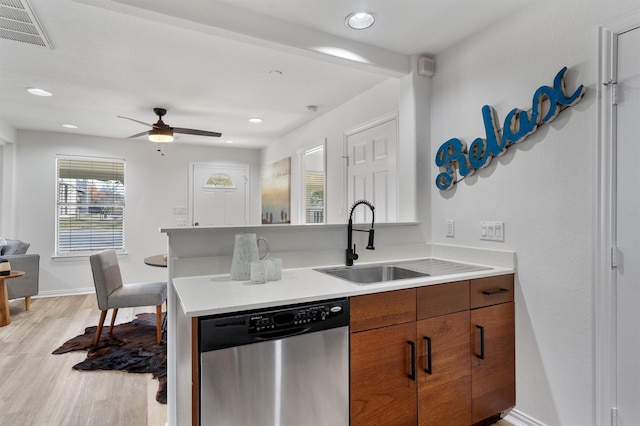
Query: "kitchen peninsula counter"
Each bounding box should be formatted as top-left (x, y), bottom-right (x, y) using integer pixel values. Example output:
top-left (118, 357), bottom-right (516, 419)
top-left (162, 223), bottom-right (516, 426)
top-left (173, 260), bottom-right (514, 318)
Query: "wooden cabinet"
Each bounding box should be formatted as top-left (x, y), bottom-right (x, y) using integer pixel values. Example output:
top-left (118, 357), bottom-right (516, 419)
top-left (470, 275), bottom-right (515, 423)
top-left (350, 274), bottom-right (515, 426)
top-left (350, 289), bottom-right (417, 425)
top-left (417, 281), bottom-right (471, 426)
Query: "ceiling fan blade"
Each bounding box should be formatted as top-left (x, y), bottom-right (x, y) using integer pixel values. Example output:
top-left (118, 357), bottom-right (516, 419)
top-left (117, 116), bottom-right (154, 127)
top-left (126, 131), bottom-right (150, 139)
top-left (173, 127), bottom-right (222, 138)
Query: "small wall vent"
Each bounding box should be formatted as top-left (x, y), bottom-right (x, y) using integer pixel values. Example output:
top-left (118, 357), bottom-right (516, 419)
top-left (0, 0), bottom-right (52, 49)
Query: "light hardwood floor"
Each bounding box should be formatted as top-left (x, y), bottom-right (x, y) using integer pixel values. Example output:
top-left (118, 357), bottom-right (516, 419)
top-left (0, 295), bottom-right (167, 426)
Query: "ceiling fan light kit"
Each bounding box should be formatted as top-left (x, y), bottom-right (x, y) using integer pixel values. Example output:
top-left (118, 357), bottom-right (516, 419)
top-left (148, 129), bottom-right (174, 143)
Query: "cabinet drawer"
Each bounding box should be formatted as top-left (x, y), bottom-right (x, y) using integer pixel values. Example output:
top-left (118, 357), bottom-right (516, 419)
top-left (470, 274), bottom-right (514, 309)
top-left (350, 288), bottom-right (416, 332)
top-left (417, 280), bottom-right (470, 320)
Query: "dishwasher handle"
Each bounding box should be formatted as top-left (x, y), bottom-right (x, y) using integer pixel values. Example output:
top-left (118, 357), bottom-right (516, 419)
top-left (251, 326), bottom-right (311, 342)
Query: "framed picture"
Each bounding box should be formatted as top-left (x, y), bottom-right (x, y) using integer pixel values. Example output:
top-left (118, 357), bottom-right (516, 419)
top-left (261, 157), bottom-right (291, 224)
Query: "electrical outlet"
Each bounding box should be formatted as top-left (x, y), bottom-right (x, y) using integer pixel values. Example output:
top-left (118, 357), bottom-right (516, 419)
top-left (446, 220), bottom-right (455, 238)
top-left (480, 221), bottom-right (505, 242)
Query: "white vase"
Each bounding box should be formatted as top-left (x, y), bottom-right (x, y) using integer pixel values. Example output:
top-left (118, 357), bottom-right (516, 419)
top-left (230, 233), bottom-right (269, 280)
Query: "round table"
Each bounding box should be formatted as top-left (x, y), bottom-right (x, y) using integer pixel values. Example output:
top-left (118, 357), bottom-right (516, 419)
top-left (144, 254), bottom-right (167, 268)
top-left (0, 271), bottom-right (25, 327)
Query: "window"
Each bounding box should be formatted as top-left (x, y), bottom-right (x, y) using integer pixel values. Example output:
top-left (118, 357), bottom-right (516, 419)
top-left (56, 156), bottom-right (125, 254)
top-left (203, 173), bottom-right (236, 189)
top-left (301, 145), bottom-right (325, 224)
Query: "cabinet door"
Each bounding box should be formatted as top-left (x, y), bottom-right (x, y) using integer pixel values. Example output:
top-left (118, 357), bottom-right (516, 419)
top-left (471, 302), bottom-right (515, 423)
top-left (417, 311), bottom-right (471, 426)
top-left (351, 322), bottom-right (417, 426)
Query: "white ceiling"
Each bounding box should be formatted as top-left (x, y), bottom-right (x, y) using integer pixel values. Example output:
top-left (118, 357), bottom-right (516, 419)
top-left (0, 0), bottom-right (532, 148)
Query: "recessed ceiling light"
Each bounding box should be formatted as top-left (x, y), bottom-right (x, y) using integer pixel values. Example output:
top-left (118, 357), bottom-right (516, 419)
top-left (269, 70), bottom-right (283, 77)
top-left (26, 87), bottom-right (52, 97)
top-left (225, 140), bottom-right (234, 144)
top-left (61, 124), bottom-right (78, 129)
top-left (345, 12), bottom-right (376, 30)
top-left (248, 117), bottom-right (263, 123)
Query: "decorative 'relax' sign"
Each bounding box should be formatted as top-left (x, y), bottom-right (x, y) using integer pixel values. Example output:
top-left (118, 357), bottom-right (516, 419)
top-left (435, 67), bottom-right (586, 190)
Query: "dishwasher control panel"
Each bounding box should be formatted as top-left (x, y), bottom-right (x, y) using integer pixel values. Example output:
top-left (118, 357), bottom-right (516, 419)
top-left (249, 303), bottom-right (343, 332)
top-left (199, 298), bottom-right (350, 352)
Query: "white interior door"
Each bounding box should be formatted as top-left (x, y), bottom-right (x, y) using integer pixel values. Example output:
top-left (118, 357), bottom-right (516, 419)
top-left (616, 25), bottom-right (640, 426)
top-left (189, 163), bottom-right (249, 226)
top-left (346, 116), bottom-right (397, 223)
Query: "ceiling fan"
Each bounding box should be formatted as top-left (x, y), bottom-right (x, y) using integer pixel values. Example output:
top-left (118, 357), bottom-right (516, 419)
top-left (118, 107), bottom-right (222, 143)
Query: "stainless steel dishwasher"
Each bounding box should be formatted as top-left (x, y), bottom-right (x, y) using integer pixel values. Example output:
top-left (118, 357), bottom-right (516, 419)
top-left (198, 297), bottom-right (350, 426)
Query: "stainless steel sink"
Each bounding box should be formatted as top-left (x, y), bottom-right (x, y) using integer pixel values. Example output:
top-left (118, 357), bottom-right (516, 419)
top-left (316, 265), bottom-right (429, 284)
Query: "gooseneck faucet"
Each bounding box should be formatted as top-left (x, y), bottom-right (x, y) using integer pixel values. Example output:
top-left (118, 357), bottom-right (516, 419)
top-left (346, 200), bottom-right (375, 266)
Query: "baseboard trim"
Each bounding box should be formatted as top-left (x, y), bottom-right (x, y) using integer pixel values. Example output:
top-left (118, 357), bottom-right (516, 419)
top-left (34, 288), bottom-right (94, 298)
top-left (504, 409), bottom-right (549, 426)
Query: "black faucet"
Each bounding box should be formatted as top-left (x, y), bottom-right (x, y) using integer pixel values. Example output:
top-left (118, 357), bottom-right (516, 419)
top-left (346, 200), bottom-right (375, 266)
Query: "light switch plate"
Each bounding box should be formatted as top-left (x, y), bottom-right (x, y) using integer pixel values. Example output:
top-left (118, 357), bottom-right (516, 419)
top-left (480, 221), bottom-right (505, 242)
top-left (173, 206), bottom-right (188, 215)
top-left (446, 220), bottom-right (455, 238)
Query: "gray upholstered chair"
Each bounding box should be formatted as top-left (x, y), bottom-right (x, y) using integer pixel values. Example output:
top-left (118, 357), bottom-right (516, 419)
top-left (0, 239), bottom-right (39, 310)
top-left (89, 249), bottom-right (167, 346)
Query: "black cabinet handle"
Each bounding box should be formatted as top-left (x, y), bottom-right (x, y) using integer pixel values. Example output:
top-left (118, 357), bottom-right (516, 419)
top-left (423, 336), bottom-right (432, 375)
top-left (476, 325), bottom-right (485, 359)
top-left (482, 288), bottom-right (509, 296)
top-left (407, 340), bottom-right (416, 380)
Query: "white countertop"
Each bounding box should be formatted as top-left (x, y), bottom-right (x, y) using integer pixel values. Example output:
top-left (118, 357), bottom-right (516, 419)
top-left (173, 258), bottom-right (514, 317)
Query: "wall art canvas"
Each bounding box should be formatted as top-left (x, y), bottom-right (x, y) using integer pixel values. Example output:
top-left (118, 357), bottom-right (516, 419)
top-left (261, 157), bottom-right (291, 224)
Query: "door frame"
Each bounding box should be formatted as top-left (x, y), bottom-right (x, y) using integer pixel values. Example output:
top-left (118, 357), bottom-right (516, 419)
top-left (596, 12), bottom-right (640, 426)
top-left (188, 162), bottom-right (250, 226)
top-left (343, 111), bottom-right (399, 221)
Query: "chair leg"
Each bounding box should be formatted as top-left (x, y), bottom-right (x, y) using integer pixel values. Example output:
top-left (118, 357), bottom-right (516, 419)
top-left (25, 296), bottom-right (31, 311)
top-left (94, 310), bottom-right (108, 346)
top-left (109, 308), bottom-right (119, 333)
top-left (156, 304), bottom-right (162, 344)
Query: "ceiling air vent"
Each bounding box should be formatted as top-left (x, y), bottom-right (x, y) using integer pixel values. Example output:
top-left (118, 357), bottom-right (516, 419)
top-left (0, 0), bottom-right (51, 48)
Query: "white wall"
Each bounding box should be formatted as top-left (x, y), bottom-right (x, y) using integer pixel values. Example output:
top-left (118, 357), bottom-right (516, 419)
top-left (429, 1), bottom-right (638, 424)
top-left (12, 130), bottom-right (261, 295)
top-left (262, 76), bottom-right (420, 224)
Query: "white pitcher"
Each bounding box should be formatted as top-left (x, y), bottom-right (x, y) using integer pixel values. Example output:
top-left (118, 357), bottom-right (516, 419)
top-left (230, 233), bottom-right (270, 280)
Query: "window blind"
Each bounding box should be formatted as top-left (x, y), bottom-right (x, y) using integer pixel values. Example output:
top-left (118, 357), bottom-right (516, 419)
top-left (304, 172), bottom-right (324, 224)
top-left (56, 156), bottom-right (125, 254)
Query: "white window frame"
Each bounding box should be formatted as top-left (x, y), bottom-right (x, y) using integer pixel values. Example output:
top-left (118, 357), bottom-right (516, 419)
top-left (55, 155), bottom-right (126, 256)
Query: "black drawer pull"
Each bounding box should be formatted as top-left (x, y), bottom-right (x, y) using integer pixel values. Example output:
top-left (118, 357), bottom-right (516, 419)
top-left (423, 336), bottom-right (432, 375)
top-left (482, 288), bottom-right (509, 296)
top-left (407, 340), bottom-right (416, 380)
top-left (476, 325), bottom-right (485, 359)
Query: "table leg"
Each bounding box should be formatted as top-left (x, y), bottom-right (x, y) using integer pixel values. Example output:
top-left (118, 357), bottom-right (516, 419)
top-left (0, 278), bottom-right (10, 326)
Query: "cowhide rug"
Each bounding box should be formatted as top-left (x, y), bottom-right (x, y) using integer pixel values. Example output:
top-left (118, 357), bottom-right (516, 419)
top-left (52, 313), bottom-right (166, 404)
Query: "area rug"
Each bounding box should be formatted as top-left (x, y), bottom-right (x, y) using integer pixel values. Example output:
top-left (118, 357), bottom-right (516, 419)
top-left (52, 313), bottom-right (166, 404)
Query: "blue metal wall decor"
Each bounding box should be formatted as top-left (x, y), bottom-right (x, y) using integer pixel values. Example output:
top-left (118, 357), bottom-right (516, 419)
top-left (435, 67), bottom-right (586, 191)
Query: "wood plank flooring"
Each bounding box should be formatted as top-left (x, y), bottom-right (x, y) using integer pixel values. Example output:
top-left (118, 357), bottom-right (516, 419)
top-left (0, 295), bottom-right (167, 426)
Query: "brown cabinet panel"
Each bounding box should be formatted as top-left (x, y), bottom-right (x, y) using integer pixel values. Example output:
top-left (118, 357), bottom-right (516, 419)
top-left (350, 276), bottom-right (515, 426)
top-left (471, 302), bottom-right (515, 423)
top-left (417, 280), bottom-right (470, 320)
top-left (350, 288), bottom-right (416, 332)
top-left (350, 322), bottom-right (417, 426)
top-left (417, 310), bottom-right (471, 426)
top-left (470, 274), bottom-right (514, 309)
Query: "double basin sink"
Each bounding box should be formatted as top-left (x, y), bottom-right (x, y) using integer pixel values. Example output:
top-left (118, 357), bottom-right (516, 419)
top-left (315, 258), bottom-right (490, 285)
